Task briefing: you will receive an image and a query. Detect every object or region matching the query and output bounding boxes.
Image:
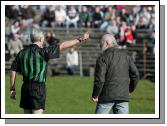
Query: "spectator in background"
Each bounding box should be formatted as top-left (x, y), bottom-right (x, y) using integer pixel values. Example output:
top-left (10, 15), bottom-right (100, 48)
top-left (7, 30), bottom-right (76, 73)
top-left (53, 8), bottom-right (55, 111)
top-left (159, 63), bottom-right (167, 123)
top-left (145, 31), bottom-right (155, 55)
top-left (120, 8), bottom-right (130, 26)
top-left (150, 6), bottom-right (155, 19)
top-left (124, 27), bottom-right (134, 47)
top-left (131, 24), bottom-right (137, 42)
top-left (115, 16), bottom-right (121, 27)
top-left (45, 31), bottom-right (60, 46)
top-left (10, 20), bottom-right (21, 39)
top-left (19, 21), bottom-right (32, 46)
top-left (39, 5), bottom-right (47, 13)
top-left (106, 19), bottom-right (119, 35)
top-left (20, 5), bottom-right (35, 32)
top-left (8, 34), bottom-right (23, 57)
top-left (136, 17), bottom-right (149, 29)
top-left (119, 21), bottom-right (128, 47)
top-left (129, 6), bottom-right (140, 26)
top-left (20, 5), bottom-right (35, 20)
top-left (55, 5), bottom-right (67, 27)
top-left (32, 20), bottom-right (40, 29)
top-left (140, 6), bottom-right (151, 23)
top-left (66, 5), bottom-right (79, 29)
top-left (151, 31), bottom-right (155, 55)
top-left (149, 31), bottom-right (155, 45)
top-left (136, 6), bottom-right (151, 29)
top-left (115, 5), bottom-right (125, 16)
top-left (92, 6), bottom-right (103, 28)
top-left (115, 5), bottom-right (125, 10)
top-left (5, 5), bottom-right (19, 20)
top-left (100, 6), bottom-right (115, 31)
top-left (41, 5), bottom-right (55, 27)
top-left (148, 31), bottom-right (155, 54)
top-left (66, 47), bottom-right (78, 75)
top-left (149, 18), bottom-right (155, 30)
top-left (79, 6), bottom-right (91, 28)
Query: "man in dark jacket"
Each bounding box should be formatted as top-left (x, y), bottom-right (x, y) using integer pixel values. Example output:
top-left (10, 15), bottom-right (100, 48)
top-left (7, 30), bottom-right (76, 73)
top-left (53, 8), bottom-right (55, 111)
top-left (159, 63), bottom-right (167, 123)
top-left (92, 34), bottom-right (139, 114)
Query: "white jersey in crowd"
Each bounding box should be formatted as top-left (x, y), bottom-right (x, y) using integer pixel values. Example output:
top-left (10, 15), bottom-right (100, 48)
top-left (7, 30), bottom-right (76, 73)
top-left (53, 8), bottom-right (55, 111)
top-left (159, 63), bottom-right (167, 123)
top-left (55, 9), bottom-right (67, 22)
top-left (66, 51), bottom-right (78, 67)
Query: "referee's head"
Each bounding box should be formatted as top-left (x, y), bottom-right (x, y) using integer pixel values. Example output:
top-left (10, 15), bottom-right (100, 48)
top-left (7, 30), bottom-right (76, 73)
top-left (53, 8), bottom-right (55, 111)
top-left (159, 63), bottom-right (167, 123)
top-left (30, 28), bottom-right (45, 45)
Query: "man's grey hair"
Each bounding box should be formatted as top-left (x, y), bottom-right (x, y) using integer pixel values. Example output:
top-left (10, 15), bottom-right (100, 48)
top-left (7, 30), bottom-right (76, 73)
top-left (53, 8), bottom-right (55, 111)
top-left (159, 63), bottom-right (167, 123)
top-left (102, 34), bottom-right (118, 48)
top-left (30, 28), bottom-right (44, 43)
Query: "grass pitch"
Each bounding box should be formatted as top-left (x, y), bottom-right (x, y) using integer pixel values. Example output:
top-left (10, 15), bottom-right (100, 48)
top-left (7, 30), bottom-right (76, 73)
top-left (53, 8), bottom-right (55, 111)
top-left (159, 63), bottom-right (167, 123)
top-left (5, 74), bottom-right (155, 114)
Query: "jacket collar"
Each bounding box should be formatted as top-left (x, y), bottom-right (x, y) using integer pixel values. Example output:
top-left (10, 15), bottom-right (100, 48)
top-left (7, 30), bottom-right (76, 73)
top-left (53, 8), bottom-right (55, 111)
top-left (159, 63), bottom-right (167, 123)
top-left (104, 47), bottom-right (116, 53)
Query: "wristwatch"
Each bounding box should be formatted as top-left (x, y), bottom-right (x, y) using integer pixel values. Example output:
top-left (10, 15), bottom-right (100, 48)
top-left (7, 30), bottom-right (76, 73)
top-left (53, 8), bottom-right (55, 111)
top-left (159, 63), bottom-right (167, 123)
top-left (77, 37), bottom-right (84, 43)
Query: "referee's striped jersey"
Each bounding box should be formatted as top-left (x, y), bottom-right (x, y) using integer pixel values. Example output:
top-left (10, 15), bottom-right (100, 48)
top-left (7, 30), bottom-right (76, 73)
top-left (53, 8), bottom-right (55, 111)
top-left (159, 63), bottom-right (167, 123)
top-left (11, 44), bottom-right (60, 83)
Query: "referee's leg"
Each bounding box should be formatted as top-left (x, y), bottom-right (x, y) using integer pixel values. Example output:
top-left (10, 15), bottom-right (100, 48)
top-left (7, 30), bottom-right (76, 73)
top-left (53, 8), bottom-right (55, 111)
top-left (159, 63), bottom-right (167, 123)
top-left (24, 109), bottom-right (32, 114)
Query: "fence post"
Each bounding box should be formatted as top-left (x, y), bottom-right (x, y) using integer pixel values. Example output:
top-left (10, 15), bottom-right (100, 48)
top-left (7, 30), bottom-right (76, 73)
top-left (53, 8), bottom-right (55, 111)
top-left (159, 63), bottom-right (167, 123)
top-left (143, 39), bottom-right (147, 79)
top-left (79, 51), bottom-right (83, 77)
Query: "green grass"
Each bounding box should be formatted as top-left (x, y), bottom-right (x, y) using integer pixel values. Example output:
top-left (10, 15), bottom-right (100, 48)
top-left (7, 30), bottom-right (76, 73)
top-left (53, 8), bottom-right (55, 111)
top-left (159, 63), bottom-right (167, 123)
top-left (5, 74), bottom-right (155, 114)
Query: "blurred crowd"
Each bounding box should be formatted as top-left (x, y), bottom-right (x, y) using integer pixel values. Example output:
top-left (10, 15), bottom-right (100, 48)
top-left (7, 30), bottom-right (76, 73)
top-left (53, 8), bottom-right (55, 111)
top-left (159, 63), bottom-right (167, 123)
top-left (5, 5), bottom-right (155, 57)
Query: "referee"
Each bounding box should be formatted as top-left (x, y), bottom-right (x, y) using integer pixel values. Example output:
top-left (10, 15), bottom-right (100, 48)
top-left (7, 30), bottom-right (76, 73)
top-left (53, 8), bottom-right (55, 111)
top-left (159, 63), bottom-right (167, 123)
top-left (10, 28), bottom-right (89, 114)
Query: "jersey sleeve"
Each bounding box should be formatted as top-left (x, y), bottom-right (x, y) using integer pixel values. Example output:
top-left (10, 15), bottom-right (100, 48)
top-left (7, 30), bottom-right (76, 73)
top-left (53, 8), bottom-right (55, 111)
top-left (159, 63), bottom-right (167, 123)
top-left (41, 44), bottom-right (60, 60)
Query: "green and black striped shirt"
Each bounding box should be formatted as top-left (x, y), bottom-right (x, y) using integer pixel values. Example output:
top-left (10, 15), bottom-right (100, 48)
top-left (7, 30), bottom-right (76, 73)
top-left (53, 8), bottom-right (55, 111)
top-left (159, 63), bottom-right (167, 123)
top-left (11, 44), bottom-right (60, 83)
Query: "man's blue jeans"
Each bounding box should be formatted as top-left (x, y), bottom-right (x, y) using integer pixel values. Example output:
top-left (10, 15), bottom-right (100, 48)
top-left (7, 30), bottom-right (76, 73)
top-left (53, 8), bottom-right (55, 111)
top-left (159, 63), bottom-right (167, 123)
top-left (95, 100), bottom-right (129, 114)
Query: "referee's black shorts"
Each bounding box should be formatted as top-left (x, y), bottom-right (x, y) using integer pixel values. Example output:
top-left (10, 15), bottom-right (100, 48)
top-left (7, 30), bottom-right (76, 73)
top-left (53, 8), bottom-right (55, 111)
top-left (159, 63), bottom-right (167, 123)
top-left (20, 82), bottom-right (46, 110)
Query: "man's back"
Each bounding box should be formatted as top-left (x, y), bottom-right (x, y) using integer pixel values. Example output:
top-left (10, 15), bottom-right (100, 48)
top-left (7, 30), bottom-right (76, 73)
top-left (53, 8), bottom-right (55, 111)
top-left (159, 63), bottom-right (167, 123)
top-left (104, 47), bottom-right (131, 82)
top-left (93, 47), bottom-right (139, 102)
top-left (11, 44), bottom-right (60, 83)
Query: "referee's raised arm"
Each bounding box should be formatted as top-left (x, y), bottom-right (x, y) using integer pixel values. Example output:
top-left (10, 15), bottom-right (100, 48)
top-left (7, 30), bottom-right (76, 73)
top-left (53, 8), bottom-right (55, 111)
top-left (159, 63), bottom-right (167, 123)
top-left (59, 32), bottom-right (89, 51)
top-left (41, 31), bottom-right (89, 60)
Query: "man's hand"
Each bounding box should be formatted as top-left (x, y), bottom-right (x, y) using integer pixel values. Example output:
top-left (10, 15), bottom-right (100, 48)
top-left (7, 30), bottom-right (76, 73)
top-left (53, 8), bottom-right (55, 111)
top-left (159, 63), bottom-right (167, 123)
top-left (78, 32), bottom-right (90, 42)
top-left (10, 90), bottom-right (16, 100)
top-left (92, 97), bottom-right (98, 103)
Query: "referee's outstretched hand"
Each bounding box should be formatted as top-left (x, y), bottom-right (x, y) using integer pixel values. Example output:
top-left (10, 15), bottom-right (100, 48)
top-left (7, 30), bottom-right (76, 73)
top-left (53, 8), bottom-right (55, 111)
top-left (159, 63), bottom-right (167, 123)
top-left (80, 32), bottom-right (90, 42)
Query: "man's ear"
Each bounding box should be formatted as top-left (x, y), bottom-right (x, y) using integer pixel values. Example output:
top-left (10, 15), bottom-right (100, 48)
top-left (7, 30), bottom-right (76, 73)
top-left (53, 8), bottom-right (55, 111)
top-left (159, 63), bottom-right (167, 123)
top-left (106, 41), bottom-right (109, 46)
top-left (39, 37), bottom-right (44, 43)
top-left (39, 37), bottom-right (42, 42)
